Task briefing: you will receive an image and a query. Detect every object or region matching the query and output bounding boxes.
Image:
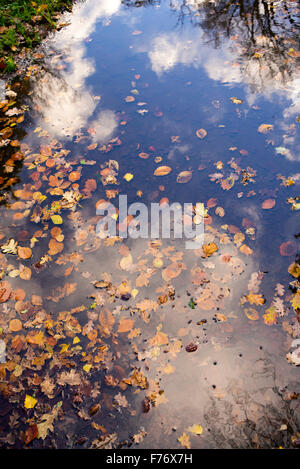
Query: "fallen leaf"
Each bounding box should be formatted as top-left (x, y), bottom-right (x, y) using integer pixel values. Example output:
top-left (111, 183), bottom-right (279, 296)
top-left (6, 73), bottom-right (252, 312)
top-left (176, 171), bottom-right (192, 183)
top-left (196, 128), bottom-right (207, 139)
top-left (154, 166), bottom-right (172, 176)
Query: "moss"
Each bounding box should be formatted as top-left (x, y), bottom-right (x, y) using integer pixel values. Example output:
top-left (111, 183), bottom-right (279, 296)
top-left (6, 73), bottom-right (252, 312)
top-left (0, 0), bottom-right (74, 73)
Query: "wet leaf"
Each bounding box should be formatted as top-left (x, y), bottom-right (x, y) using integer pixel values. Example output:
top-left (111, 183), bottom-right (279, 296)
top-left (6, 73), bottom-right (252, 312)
top-left (17, 246), bottom-right (32, 260)
top-left (154, 166), bottom-right (172, 176)
top-left (124, 173), bottom-right (134, 182)
top-left (24, 395), bottom-right (37, 409)
top-left (262, 199), bottom-right (275, 209)
top-left (9, 319), bottom-right (22, 332)
top-left (118, 318), bottom-right (134, 333)
top-left (202, 243), bottom-right (218, 258)
top-left (187, 424), bottom-right (203, 435)
top-left (246, 292), bottom-right (265, 305)
top-left (176, 171), bottom-right (192, 183)
top-left (196, 128), bottom-right (207, 139)
top-left (178, 432), bottom-right (191, 449)
top-left (280, 241), bottom-right (297, 257)
top-left (24, 425), bottom-right (38, 445)
top-left (263, 306), bottom-right (277, 325)
top-left (244, 308), bottom-right (259, 321)
top-left (258, 124), bottom-right (273, 134)
top-left (0, 281), bottom-right (12, 303)
top-left (120, 253), bottom-right (133, 270)
top-left (51, 215), bottom-right (63, 225)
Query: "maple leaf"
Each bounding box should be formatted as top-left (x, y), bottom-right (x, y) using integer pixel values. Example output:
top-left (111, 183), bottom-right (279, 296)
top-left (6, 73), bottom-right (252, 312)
top-left (178, 432), bottom-right (191, 449)
top-left (263, 306), bottom-right (277, 325)
top-left (246, 292), bottom-right (265, 305)
top-left (291, 291), bottom-right (300, 311)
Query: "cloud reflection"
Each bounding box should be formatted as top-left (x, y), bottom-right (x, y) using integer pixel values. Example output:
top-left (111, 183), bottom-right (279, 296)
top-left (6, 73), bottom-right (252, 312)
top-left (32, 0), bottom-right (121, 140)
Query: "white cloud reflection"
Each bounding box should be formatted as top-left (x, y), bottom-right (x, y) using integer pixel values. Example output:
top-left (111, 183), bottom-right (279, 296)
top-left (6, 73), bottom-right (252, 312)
top-left (33, 0), bottom-right (121, 140)
top-left (145, 27), bottom-right (299, 160)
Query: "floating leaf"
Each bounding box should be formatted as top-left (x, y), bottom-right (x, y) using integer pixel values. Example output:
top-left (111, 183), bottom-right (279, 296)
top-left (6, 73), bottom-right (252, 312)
top-left (178, 432), bottom-right (191, 449)
top-left (0, 281), bottom-right (12, 303)
top-left (244, 308), bottom-right (259, 321)
top-left (17, 246), bottom-right (32, 260)
top-left (124, 173), bottom-right (134, 182)
top-left (280, 241), bottom-right (297, 257)
top-left (246, 292), bottom-right (265, 305)
top-left (202, 243), bottom-right (218, 258)
top-left (154, 166), bottom-right (172, 176)
top-left (120, 253), bottom-right (133, 270)
top-left (118, 318), bottom-right (134, 333)
top-left (258, 124), bottom-right (273, 134)
top-left (51, 215), bottom-right (63, 225)
top-left (196, 128), bottom-right (207, 139)
top-left (187, 424), bottom-right (203, 435)
top-left (9, 319), bottom-right (22, 332)
top-left (25, 395), bottom-right (37, 409)
top-left (230, 97), bottom-right (243, 104)
top-left (288, 262), bottom-right (300, 278)
top-left (262, 199), bottom-right (275, 209)
top-left (176, 171), bottom-right (192, 183)
top-left (263, 306), bottom-right (277, 325)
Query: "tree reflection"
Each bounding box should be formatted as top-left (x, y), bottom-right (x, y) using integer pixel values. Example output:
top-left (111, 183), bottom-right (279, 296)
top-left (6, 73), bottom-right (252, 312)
top-left (124, 0), bottom-right (300, 93)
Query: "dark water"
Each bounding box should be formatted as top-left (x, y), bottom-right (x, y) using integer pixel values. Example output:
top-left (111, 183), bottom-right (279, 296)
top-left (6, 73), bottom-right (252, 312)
top-left (0, 0), bottom-right (299, 449)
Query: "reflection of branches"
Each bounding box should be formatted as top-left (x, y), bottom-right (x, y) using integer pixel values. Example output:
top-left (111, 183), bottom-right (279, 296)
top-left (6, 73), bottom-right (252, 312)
top-left (204, 359), bottom-right (300, 448)
top-left (123, 0), bottom-right (299, 92)
top-left (173, 0), bottom-right (300, 92)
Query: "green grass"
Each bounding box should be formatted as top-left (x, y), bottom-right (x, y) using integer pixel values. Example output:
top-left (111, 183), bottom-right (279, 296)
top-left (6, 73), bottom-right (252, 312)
top-left (0, 0), bottom-right (73, 72)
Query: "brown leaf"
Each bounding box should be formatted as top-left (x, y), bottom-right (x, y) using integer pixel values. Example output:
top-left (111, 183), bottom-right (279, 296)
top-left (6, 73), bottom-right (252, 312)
top-left (17, 246), bottom-right (32, 259)
top-left (176, 171), bottom-right (192, 183)
top-left (0, 281), bottom-right (12, 303)
top-left (196, 128), bottom-right (207, 139)
top-left (154, 166), bottom-right (172, 176)
top-left (262, 199), bottom-right (275, 209)
top-left (24, 425), bottom-right (38, 445)
top-left (280, 241), bottom-right (297, 257)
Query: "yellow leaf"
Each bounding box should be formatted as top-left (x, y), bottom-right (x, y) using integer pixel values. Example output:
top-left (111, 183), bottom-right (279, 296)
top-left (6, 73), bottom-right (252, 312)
top-left (120, 253), bottom-right (133, 270)
top-left (246, 292), bottom-right (265, 305)
top-left (187, 424), bottom-right (203, 435)
top-left (244, 308), bottom-right (259, 321)
top-left (291, 291), bottom-right (300, 311)
top-left (51, 215), bottom-right (63, 225)
top-left (178, 432), bottom-right (191, 449)
top-left (131, 288), bottom-right (139, 298)
top-left (25, 395), bottom-right (37, 409)
top-left (263, 306), bottom-right (277, 325)
top-left (59, 344), bottom-right (70, 354)
top-left (154, 166), bottom-right (172, 176)
top-left (73, 337), bottom-right (80, 344)
top-left (288, 263), bottom-right (300, 278)
top-left (83, 364), bottom-right (92, 373)
top-left (124, 173), bottom-right (134, 182)
top-left (202, 242), bottom-right (218, 258)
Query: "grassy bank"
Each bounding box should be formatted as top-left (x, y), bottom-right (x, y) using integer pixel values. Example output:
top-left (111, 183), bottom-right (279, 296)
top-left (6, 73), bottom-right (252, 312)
top-left (0, 0), bottom-right (74, 73)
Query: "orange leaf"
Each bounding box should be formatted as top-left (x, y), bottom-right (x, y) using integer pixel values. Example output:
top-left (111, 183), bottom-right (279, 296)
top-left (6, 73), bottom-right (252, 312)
top-left (154, 166), bottom-right (172, 176)
top-left (17, 246), bottom-right (32, 259)
top-left (196, 128), bottom-right (207, 139)
top-left (118, 318), bottom-right (134, 333)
